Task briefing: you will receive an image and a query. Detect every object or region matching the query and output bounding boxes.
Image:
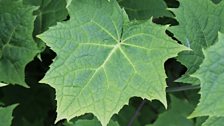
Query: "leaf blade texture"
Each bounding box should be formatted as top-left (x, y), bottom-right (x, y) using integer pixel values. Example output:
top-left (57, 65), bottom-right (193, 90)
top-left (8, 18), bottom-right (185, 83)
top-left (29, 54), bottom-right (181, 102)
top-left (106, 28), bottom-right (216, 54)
top-left (0, 0), bottom-right (39, 85)
top-left (190, 33), bottom-right (224, 117)
top-left (39, 0), bottom-right (187, 125)
top-left (202, 117), bottom-right (224, 126)
top-left (169, 0), bottom-right (224, 84)
top-left (0, 104), bottom-right (17, 126)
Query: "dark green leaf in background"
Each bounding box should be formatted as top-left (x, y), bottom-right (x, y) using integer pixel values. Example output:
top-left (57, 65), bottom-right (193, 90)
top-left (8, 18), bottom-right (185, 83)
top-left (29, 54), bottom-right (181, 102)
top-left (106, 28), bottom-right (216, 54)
top-left (147, 95), bottom-right (194, 126)
top-left (118, 0), bottom-right (173, 20)
top-left (0, 0), bottom-right (223, 126)
top-left (169, 0), bottom-right (224, 84)
top-left (23, 0), bottom-right (68, 35)
top-left (190, 33), bottom-right (224, 118)
top-left (0, 104), bottom-right (17, 126)
top-left (0, 84), bottom-right (56, 126)
top-left (23, 0), bottom-right (68, 51)
top-left (114, 98), bottom-right (164, 126)
top-left (0, 0), bottom-right (39, 86)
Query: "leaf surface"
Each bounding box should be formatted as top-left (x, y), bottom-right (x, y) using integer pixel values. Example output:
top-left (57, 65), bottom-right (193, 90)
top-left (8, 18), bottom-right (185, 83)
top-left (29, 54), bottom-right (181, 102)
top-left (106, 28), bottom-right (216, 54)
top-left (169, 0), bottom-right (224, 84)
top-left (0, 0), bottom-right (39, 86)
top-left (0, 104), bottom-right (17, 126)
top-left (190, 33), bottom-right (224, 117)
top-left (202, 117), bottom-right (224, 126)
top-left (39, 0), bottom-right (187, 125)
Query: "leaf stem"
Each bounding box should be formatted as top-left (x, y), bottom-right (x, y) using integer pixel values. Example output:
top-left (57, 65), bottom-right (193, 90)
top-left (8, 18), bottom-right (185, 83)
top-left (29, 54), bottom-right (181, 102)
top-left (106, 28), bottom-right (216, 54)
top-left (166, 85), bottom-right (200, 93)
top-left (128, 99), bottom-right (146, 126)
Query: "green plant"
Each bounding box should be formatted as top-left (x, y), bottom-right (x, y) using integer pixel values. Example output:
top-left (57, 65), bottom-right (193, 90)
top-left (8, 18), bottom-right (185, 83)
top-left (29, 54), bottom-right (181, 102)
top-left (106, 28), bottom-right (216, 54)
top-left (0, 0), bottom-right (223, 126)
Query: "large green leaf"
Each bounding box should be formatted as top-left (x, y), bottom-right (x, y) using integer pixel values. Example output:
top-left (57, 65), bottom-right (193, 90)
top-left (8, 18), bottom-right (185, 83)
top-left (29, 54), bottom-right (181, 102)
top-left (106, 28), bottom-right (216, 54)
top-left (202, 117), bottom-right (224, 126)
top-left (118, 0), bottom-right (173, 20)
top-left (169, 0), bottom-right (224, 84)
top-left (0, 104), bottom-right (17, 126)
top-left (38, 0), bottom-right (187, 125)
top-left (190, 33), bottom-right (224, 117)
top-left (0, 0), bottom-right (39, 86)
top-left (147, 95), bottom-right (194, 126)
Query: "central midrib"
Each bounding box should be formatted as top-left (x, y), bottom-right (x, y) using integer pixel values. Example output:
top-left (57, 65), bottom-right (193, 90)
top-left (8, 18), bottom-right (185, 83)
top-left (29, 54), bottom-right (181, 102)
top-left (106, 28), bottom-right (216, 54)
top-left (75, 42), bottom-right (121, 99)
top-left (100, 42), bottom-right (121, 68)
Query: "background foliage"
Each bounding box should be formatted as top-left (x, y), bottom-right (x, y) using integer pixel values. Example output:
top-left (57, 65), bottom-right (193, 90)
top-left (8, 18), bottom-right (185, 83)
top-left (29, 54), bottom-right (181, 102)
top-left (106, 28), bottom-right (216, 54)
top-left (0, 0), bottom-right (223, 126)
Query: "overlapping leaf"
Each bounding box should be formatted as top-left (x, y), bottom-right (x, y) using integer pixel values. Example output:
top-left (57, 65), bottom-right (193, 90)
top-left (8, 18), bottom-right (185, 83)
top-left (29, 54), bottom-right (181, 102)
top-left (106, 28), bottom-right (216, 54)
top-left (0, 0), bottom-right (39, 86)
top-left (190, 33), bottom-right (224, 117)
top-left (169, 0), bottom-right (224, 84)
top-left (38, 0), bottom-right (187, 125)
